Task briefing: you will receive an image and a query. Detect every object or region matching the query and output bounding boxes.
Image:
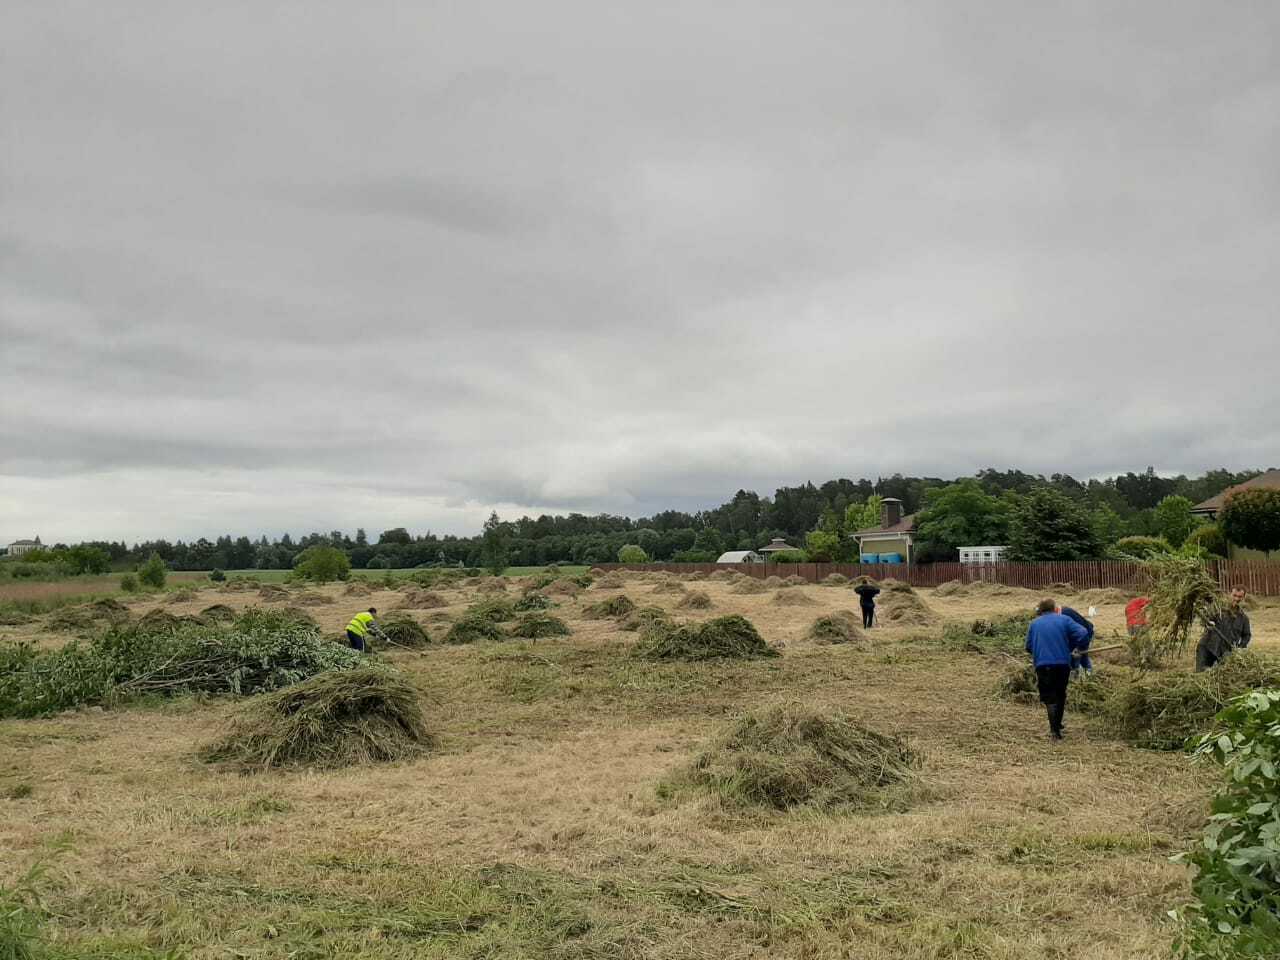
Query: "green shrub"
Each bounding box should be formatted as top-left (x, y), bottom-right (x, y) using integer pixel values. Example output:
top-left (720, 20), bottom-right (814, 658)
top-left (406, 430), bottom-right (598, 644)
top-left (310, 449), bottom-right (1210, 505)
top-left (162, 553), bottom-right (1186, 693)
top-left (1112, 535), bottom-right (1173, 559)
top-left (617, 544), bottom-right (648, 563)
top-left (1174, 688), bottom-right (1280, 958)
top-left (292, 545), bottom-right (351, 583)
top-left (138, 553), bottom-right (168, 589)
top-left (209, 568), bottom-right (227, 582)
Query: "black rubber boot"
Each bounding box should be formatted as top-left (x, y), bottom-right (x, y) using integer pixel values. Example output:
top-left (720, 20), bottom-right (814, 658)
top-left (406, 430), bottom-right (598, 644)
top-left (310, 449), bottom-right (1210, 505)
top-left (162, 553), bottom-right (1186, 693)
top-left (1050, 702), bottom-right (1065, 739)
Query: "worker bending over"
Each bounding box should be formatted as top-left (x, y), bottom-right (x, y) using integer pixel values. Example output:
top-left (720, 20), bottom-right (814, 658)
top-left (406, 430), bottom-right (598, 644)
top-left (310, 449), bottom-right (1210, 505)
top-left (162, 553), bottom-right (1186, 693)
top-left (1025, 597), bottom-right (1091, 741)
top-left (345, 607), bottom-right (386, 652)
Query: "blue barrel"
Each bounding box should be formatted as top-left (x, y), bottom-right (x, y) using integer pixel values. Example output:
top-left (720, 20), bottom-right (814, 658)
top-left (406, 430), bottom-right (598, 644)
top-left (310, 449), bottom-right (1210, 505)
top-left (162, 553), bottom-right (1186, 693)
top-left (860, 553), bottom-right (880, 564)
top-left (880, 553), bottom-right (902, 564)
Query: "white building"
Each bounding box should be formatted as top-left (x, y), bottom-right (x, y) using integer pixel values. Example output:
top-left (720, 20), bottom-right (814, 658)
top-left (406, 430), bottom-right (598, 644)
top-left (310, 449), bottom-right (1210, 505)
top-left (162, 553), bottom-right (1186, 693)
top-left (716, 550), bottom-right (764, 564)
top-left (958, 545), bottom-right (1007, 565)
top-left (6, 538), bottom-right (42, 558)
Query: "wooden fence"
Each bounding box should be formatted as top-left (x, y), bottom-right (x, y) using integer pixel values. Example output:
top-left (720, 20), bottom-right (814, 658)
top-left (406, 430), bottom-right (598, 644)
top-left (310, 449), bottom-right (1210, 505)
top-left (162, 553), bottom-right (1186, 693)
top-left (598, 560), bottom-right (1280, 596)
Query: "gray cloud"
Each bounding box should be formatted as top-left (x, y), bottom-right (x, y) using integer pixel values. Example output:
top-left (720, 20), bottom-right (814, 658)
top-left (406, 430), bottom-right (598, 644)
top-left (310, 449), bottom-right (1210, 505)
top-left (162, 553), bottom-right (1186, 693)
top-left (2, 1), bottom-right (1279, 542)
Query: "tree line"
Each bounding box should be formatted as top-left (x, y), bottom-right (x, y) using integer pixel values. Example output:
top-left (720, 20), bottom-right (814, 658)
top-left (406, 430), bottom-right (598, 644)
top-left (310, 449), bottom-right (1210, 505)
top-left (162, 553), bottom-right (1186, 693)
top-left (3, 466), bottom-right (1272, 574)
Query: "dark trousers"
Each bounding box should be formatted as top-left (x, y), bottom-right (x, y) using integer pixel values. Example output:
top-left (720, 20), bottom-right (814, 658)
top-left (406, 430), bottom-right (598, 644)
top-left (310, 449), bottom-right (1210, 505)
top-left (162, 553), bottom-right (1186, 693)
top-left (861, 605), bottom-right (874, 628)
top-left (1035, 665), bottom-right (1070, 737)
top-left (1196, 642), bottom-right (1223, 672)
top-left (346, 629), bottom-right (365, 652)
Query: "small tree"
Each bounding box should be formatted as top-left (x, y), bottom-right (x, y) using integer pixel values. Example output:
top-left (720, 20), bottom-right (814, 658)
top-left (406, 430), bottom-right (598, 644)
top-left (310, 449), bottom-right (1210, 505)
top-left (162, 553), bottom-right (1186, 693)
top-left (480, 511), bottom-right (510, 576)
top-left (208, 568), bottom-right (227, 582)
top-left (1220, 488), bottom-right (1280, 556)
top-left (1184, 523), bottom-right (1228, 558)
top-left (1112, 535), bottom-right (1173, 560)
top-left (292, 545), bottom-right (351, 583)
top-left (804, 530), bottom-right (840, 562)
top-left (1006, 489), bottom-right (1102, 561)
top-left (1153, 495), bottom-right (1198, 547)
top-left (120, 573), bottom-right (140, 593)
top-left (137, 552), bottom-right (167, 589)
top-left (617, 544), bottom-right (648, 564)
top-left (843, 496), bottom-right (882, 534)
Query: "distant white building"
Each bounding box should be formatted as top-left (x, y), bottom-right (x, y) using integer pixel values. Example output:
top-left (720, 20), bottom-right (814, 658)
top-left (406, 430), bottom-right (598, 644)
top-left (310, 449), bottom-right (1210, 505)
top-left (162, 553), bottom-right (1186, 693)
top-left (716, 550), bottom-right (764, 564)
top-left (959, 545), bottom-right (1007, 565)
top-left (6, 538), bottom-right (42, 558)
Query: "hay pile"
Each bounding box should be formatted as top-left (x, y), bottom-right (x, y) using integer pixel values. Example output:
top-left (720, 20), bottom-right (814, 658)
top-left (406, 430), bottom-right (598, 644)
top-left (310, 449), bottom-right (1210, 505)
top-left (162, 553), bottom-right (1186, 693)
top-left (650, 580), bottom-right (688, 595)
top-left (476, 578), bottom-right (508, 594)
top-left (508, 613), bottom-right (571, 639)
top-left (685, 704), bottom-right (918, 810)
top-left (876, 582), bottom-right (938, 626)
top-left (771, 590), bottom-right (816, 607)
top-left (676, 591), bottom-right (713, 610)
top-left (343, 581), bottom-right (377, 597)
top-left (258, 584), bottom-right (289, 602)
top-left (44, 607), bottom-right (98, 633)
top-left (583, 595), bottom-right (637, 620)
top-left (708, 570), bottom-right (742, 582)
top-left (620, 607), bottom-right (673, 632)
top-left (136, 608), bottom-right (182, 632)
top-left (588, 567), bottom-right (608, 576)
top-left (763, 576), bottom-right (785, 588)
top-left (997, 662), bottom-right (1125, 715)
top-left (934, 580), bottom-right (964, 597)
top-left (396, 589), bottom-right (447, 610)
top-left (90, 598), bottom-right (129, 619)
top-left (821, 573), bottom-right (849, 586)
top-left (807, 612), bottom-right (864, 645)
top-left (963, 581), bottom-right (1019, 598)
top-left (1046, 582), bottom-right (1077, 596)
top-left (683, 571), bottom-right (708, 581)
top-left (465, 598), bottom-right (517, 623)
top-left (381, 616), bottom-right (430, 648)
top-left (941, 613), bottom-right (1032, 655)
top-left (277, 606), bottom-right (319, 629)
top-left (201, 667), bottom-right (432, 770)
top-left (165, 587), bottom-right (199, 605)
top-left (444, 616), bottom-right (504, 644)
top-left (729, 577), bottom-right (770, 595)
top-left (220, 575), bottom-right (259, 593)
top-left (784, 575), bottom-right (808, 587)
top-left (513, 592), bottom-right (554, 612)
top-left (634, 614), bottom-right (777, 662)
top-left (292, 591), bottom-right (335, 607)
top-left (1105, 652), bottom-right (1280, 749)
top-left (542, 580), bottom-right (581, 598)
top-left (198, 604), bottom-right (236, 624)
top-left (593, 574), bottom-right (626, 590)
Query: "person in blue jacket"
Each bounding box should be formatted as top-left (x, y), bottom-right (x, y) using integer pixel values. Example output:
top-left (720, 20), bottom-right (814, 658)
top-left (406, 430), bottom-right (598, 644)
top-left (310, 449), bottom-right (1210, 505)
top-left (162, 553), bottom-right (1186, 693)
top-left (1025, 597), bottom-right (1091, 740)
top-left (1057, 604), bottom-right (1095, 679)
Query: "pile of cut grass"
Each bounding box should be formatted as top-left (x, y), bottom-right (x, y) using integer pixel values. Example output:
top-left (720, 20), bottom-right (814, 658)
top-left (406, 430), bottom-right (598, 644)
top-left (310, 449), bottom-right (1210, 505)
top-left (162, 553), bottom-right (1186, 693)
top-left (135, 608), bottom-right (182, 632)
top-left (941, 612), bottom-right (1032, 655)
top-left (1080, 587), bottom-right (1131, 606)
top-left (634, 614), bottom-right (777, 662)
top-left (476, 578), bottom-right (508, 594)
top-left (165, 587), bottom-right (199, 605)
top-left (445, 616), bottom-right (504, 645)
top-left (381, 616), bottom-right (430, 648)
top-left (620, 606), bottom-right (672, 632)
top-left (292, 591), bottom-right (335, 607)
top-left (729, 577), bottom-right (769, 595)
top-left (1104, 651), bottom-right (1280, 749)
top-left (683, 704), bottom-right (919, 810)
top-left (583, 595), bottom-right (637, 620)
top-left (508, 613), bottom-right (571, 639)
top-left (763, 576), bottom-right (785, 588)
top-left (676, 591), bottom-right (713, 610)
top-left (784, 575), bottom-right (808, 587)
top-left (934, 580), bottom-right (964, 597)
top-left (592, 574), bottom-right (626, 590)
top-left (465, 598), bottom-right (517, 623)
top-left (821, 573), bottom-right (849, 586)
top-left (997, 662), bottom-right (1126, 716)
top-left (43, 607), bottom-right (99, 633)
top-left (877, 582), bottom-right (938, 626)
top-left (650, 580), bottom-right (687, 595)
top-left (198, 603), bottom-right (236, 624)
top-left (771, 590), bottom-right (816, 607)
top-left (542, 580), bottom-right (581, 598)
top-left (396, 589), bottom-right (447, 610)
top-left (708, 569), bottom-right (741, 582)
top-left (513, 592), bottom-right (554, 612)
top-left (201, 667), bottom-right (432, 770)
top-left (343, 580), bottom-right (377, 597)
top-left (807, 612), bottom-right (864, 644)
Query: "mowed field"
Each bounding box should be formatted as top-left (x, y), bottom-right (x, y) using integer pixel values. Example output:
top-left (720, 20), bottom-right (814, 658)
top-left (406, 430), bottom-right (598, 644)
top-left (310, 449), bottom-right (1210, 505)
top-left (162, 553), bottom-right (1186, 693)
top-left (4, 572), bottom-right (1279, 959)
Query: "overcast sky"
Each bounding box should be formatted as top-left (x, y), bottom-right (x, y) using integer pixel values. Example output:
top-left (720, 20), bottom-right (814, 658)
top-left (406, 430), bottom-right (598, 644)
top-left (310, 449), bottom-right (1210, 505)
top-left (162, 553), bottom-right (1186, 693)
top-left (3, 1), bottom-right (1278, 543)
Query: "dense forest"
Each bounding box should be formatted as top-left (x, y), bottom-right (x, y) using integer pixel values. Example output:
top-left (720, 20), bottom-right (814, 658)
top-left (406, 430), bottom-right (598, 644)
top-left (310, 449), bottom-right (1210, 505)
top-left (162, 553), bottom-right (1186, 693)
top-left (4, 466), bottom-right (1267, 573)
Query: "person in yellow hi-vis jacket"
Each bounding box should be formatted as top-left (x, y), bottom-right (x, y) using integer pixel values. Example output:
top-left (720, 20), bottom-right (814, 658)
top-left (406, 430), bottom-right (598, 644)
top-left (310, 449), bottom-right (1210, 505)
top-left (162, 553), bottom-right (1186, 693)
top-left (344, 607), bottom-right (386, 652)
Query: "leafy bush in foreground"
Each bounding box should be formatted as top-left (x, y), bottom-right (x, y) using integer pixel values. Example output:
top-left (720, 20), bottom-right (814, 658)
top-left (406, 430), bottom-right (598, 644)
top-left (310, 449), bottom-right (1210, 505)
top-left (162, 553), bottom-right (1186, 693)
top-left (1174, 689), bottom-right (1280, 958)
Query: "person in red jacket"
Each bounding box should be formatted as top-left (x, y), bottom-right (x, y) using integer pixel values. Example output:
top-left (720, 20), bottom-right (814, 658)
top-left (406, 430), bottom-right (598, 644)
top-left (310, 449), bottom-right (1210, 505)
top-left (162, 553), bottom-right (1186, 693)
top-left (1125, 596), bottom-right (1151, 638)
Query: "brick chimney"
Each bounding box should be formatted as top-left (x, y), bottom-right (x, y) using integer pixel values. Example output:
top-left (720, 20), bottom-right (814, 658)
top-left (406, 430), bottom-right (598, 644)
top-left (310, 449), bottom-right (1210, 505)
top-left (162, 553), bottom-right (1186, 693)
top-left (880, 498), bottom-right (903, 529)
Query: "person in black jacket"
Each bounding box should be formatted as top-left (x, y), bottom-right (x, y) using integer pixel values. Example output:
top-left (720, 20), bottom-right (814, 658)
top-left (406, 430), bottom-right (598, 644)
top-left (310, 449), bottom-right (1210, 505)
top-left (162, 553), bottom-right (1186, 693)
top-left (853, 577), bottom-right (881, 628)
top-left (1196, 586), bottom-right (1252, 672)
